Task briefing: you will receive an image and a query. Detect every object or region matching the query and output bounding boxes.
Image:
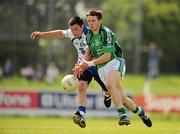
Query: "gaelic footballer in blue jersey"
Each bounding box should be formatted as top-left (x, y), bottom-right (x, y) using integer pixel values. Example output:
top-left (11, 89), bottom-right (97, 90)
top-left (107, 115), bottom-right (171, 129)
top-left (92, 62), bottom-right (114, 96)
top-left (30, 16), bottom-right (111, 128)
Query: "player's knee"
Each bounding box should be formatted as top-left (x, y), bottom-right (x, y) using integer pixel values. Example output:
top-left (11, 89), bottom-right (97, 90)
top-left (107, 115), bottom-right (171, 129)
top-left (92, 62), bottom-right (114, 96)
top-left (78, 81), bottom-right (88, 93)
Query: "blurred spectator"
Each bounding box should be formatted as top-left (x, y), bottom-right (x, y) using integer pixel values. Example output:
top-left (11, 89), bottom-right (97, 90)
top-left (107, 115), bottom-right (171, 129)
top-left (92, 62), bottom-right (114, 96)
top-left (46, 62), bottom-right (59, 84)
top-left (20, 64), bottom-right (35, 81)
top-left (34, 63), bottom-right (44, 81)
top-left (147, 41), bottom-right (160, 80)
top-left (0, 65), bottom-right (3, 79)
top-left (4, 59), bottom-right (14, 77)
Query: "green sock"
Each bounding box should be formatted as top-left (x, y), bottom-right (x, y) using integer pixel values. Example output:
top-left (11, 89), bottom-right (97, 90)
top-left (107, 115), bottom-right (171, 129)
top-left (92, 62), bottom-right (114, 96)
top-left (117, 107), bottom-right (127, 118)
top-left (133, 106), bottom-right (145, 117)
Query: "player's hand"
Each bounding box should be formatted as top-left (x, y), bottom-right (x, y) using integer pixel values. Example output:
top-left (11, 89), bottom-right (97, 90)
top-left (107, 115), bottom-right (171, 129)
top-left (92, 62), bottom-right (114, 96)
top-left (80, 62), bottom-right (89, 70)
top-left (30, 31), bottom-right (41, 39)
top-left (72, 65), bottom-right (84, 78)
top-left (81, 59), bottom-right (94, 69)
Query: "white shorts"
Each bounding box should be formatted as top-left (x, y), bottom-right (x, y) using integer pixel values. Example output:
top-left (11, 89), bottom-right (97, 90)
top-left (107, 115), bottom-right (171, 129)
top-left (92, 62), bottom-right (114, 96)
top-left (98, 58), bottom-right (126, 83)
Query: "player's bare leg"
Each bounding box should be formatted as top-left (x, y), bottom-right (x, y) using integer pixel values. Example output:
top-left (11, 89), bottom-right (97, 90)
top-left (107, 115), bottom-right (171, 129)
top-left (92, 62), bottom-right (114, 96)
top-left (94, 74), bottom-right (111, 108)
top-left (73, 80), bottom-right (87, 128)
top-left (106, 71), bottom-right (130, 126)
top-left (117, 81), bottom-right (152, 127)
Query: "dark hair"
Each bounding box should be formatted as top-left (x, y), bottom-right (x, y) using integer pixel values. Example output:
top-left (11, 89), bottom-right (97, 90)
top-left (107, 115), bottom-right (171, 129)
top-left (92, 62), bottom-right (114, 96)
top-left (68, 16), bottom-right (84, 26)
top-left (86, 7), bottom-right (103, 20)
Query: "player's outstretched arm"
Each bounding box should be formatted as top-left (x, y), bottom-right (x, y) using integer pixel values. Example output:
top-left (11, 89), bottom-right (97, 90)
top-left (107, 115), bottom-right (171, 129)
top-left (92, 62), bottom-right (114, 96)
top-left (30, 30), bottom-right (65, 39)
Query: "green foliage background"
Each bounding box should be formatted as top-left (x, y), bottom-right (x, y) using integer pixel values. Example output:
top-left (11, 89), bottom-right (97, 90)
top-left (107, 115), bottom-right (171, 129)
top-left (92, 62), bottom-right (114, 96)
top-left (0, 0), bottom-right (179, 73)
top-left (102, 0), bottom-right (180, 73)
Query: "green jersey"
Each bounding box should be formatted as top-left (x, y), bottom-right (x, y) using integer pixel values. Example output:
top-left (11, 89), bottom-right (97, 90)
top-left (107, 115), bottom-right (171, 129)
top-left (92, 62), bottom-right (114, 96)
top-left (86, 25), bottom-right (123, 67)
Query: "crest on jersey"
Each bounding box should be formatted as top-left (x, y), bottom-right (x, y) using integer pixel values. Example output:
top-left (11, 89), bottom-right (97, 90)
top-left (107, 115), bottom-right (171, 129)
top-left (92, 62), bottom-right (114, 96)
top-left (107, 37), bottom-right (112, 44)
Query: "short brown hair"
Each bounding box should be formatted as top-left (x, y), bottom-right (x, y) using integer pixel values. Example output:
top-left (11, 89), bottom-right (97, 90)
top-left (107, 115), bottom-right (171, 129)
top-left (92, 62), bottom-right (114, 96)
top-left (68, 16), bottom-right (84, 26)
top-left (86, 7), bottom-right (103, 20)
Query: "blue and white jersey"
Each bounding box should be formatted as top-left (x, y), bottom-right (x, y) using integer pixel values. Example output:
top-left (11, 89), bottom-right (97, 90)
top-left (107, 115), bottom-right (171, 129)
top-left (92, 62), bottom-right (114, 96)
top-left (63, 26), bottom-right (89, 63)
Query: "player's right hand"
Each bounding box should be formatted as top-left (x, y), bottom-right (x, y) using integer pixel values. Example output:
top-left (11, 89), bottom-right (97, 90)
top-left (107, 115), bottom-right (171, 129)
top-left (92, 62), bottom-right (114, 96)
top-left (72, 65), bottom-right (84, 78)
top-left (30, 31), bottom-right (41, 39)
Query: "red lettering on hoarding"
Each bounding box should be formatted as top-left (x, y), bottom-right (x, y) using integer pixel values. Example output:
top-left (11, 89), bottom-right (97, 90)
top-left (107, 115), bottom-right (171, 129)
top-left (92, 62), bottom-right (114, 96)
top-left (135, 95), bottom-right (180, 113)
top-left (0, 90), bottom-right (39, 108)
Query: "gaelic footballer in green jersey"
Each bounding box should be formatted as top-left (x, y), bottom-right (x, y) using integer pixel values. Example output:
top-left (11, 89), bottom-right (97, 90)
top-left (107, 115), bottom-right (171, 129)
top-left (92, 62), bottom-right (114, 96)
top-left (86, 24), bottom-right (124, 67)
top-left (75, 7), bottom-right (152, 127)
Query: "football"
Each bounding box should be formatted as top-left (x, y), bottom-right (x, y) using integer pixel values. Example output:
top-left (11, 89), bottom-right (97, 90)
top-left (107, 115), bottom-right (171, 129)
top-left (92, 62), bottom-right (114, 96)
top-left (61, 74), bottom-right (79, 92)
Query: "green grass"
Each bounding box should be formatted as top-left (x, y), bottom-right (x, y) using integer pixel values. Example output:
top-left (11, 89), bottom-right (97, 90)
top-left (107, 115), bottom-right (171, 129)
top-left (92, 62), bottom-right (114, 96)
top-left (88, 75), bottom-right (180, 95)
top-left (123, 75), bottom-right (180, 95)
top-left (0, 75), bottom-right (180, 95)
top-left (0, 76), bottom-right (61, 90)
top-left (0, 114), bottom-right (180, 134)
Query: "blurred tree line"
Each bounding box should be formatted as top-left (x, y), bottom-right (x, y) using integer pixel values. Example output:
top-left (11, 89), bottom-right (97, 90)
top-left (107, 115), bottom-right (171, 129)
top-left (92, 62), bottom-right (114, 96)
top-left (102, 0), bottom-right (180, 74)
top-left (0, 0), bottom-right (179, 74)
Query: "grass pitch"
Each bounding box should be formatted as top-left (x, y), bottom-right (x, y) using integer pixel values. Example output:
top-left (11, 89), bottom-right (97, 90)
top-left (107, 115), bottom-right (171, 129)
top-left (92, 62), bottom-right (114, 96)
top-left (0, 75), bottom-right (180, 95)
top-left (0, 114), bottom-right (180, 134)
top-left (0, 75), bottom-right (180, 134)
